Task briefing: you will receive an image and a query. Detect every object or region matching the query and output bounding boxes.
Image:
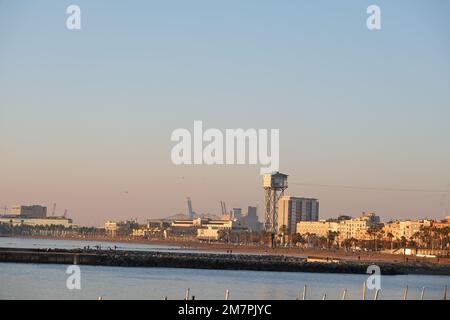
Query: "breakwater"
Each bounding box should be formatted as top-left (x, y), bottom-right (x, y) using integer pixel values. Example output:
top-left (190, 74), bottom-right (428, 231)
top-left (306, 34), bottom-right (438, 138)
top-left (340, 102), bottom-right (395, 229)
top-left (1, 247), bottom-right (450, 275)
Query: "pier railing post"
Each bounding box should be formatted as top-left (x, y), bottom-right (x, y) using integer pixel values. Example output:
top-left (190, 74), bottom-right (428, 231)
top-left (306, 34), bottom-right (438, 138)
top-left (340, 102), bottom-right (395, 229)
top-left (362, 281), bottom-right (367, 300)
top-left (302, 285), bottom-right (307, 301)
top-left (420, 287), bottom-right (425, 300)
top-left (374, 289), bottom-right (380, 300)
top-left (341, 289), bottom-right (347, 300)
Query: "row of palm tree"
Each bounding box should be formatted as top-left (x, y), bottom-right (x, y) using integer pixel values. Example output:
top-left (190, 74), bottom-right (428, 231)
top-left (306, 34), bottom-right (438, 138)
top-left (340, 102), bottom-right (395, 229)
top-left (411, 225), bottom-right (450, 250)
top-left (0, 222), bottom-right (104, 237)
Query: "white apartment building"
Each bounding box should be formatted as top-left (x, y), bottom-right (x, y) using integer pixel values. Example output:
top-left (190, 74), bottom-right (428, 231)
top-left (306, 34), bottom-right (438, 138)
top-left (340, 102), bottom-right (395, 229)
top-left (383, 219), bottom-right (432, 240)
top-left (296, 220), bottom-right (339, 237)
top-left (296, 212), bottom-right (381, 240)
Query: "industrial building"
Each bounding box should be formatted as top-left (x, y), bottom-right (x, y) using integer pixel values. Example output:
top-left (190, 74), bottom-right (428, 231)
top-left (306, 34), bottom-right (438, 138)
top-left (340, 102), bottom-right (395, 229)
top-left (10, 205), bottom-right (47, 218)
top-left (0, 216), bottom-right (75, 228)
top-left (0, 204), bottom-right (76, 227)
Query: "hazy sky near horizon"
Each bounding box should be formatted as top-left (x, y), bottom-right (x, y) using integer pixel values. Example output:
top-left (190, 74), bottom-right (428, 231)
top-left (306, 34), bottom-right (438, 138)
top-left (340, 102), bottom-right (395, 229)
top-left (1, 0), bottom-right (450, 226)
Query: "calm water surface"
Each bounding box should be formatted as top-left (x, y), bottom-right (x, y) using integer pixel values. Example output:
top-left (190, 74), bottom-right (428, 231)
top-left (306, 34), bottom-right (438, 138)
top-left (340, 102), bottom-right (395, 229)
top-left (0, 237), bottom-right (449, 300)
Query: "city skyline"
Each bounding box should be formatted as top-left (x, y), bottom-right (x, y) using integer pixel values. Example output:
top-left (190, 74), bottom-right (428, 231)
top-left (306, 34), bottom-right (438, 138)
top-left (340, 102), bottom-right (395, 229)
top-left (1, 0), bottom-right (450, 226)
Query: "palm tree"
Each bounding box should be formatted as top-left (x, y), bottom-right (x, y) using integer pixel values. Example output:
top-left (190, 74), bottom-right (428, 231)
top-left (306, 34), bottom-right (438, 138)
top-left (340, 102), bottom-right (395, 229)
top-left (367, 226), bottom-right (383, 251)
top-left (326, 231), bottom-right (336, 249)
top-left (386, 232), bottom-right (394, 251)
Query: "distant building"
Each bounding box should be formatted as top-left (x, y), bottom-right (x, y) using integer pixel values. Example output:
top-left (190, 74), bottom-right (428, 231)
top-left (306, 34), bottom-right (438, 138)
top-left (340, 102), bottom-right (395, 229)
top-left (383, 219), bottom-right (432, 240)
top-left (230, 208), bottom-right (242, 220)
top-left (0, 216), bottom-right (75, 228)
top-left (241, 206), bottom-right (262, 231)
top-left (432, 216), bottom-right (450, 229)
top-left (278, 197), bottom-right (319, 235)
top-left (10, 205), bottom-right (47, 218)
top-left (297, 212), bottom-right (382, 241)
top-left (296, 220), bottom-right (339, 238)
top-left (337, 212), bottom-right (381, 240)
top-left (104, 220), bottom-right (138, 237)
top-left (172, 218), bottom-right (234, 230)
top-left (0, 204), bottom-right (77, 227)
top-left (197, 228), bottom-right (225, 241)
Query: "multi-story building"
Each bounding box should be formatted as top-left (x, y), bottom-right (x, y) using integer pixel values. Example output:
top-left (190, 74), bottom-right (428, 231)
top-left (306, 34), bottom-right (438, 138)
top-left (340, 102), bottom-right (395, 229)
top-left (197, 228), bottom-right (225, 241)
top-left (432, 216), bottom-right (450, 230)
top-left (10, 205), bottom-right (47, 218)
top-left (241, 206), bottom-right (262, 231)
top-left (278, 197), bottom-right (319, 235)
top-left (404, 220), bottom-right (425, 240)
top-left (296, 212), bottom-right (381, 241)
top-left (337, 212), bottom-right (381, 240)
top-left (383, 219), bottom-right (432, 240)
top-left (104, 220), bottom-right (138, 237)
top-left (296, 220), bottom-right (339, 237)
top-left (171, 218), bottom-right (233, 230)
top-left (0, 216), bottom-right (75, 228)
top-left (230, 208), bottom-right (242, 220)
top-left (0, 204), bottom-right (77, 227)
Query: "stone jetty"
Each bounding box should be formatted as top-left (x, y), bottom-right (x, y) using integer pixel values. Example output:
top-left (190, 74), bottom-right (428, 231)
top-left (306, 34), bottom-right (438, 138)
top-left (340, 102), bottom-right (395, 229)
top-left (1, 247), bottom-right (449, 275)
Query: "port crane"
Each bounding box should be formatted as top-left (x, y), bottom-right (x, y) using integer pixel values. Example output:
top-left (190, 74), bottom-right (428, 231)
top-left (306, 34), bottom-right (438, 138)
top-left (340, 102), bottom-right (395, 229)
top-left (220, 201), bottom-right (228, 219)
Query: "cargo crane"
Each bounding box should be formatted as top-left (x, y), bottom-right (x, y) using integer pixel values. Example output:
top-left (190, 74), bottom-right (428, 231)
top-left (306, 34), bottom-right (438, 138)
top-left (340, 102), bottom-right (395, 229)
top-left (220, 201), bottom-right (228, 220)
top-left (187, 197), bottom-right (195, 218)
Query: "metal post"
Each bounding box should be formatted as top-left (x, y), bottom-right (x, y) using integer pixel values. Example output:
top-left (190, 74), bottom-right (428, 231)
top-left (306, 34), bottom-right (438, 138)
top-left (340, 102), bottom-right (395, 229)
top-left (225, 289), bottom-right (230, 300)
top-left (341, 289), bottom-right (347, 300)
top-left (374, 289), bottom-right (380, 300)
top-left (185, 288), bottom-right (190, 300)
top-left (362, 281), bottom-right (367, 300)
top-left (420, 287), bottom-right (425, 300)
top-left (403, 285), bottom-right (408, 300)
top-left (322, 293), bottom-right (327, 300)
top-left (444, 285), bottom-right (448, 301)
top-left (302, 285), bottom-right (307, 300)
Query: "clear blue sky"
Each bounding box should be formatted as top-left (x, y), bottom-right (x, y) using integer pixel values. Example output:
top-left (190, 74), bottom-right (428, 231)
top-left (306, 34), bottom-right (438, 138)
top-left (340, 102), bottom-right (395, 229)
top-left (1, 0), bottom-right (450, 226)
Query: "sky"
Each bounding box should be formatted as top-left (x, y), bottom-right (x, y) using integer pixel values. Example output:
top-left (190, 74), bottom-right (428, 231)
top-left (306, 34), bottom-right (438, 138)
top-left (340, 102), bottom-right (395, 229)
top-left (1, 0), bottom-right (450, 226)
